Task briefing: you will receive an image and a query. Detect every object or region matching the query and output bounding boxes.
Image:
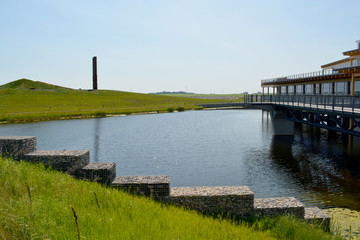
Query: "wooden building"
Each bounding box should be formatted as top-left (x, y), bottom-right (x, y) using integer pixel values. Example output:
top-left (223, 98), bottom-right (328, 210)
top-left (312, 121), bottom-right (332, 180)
top-left (261, 40), bottom-right (360, 96)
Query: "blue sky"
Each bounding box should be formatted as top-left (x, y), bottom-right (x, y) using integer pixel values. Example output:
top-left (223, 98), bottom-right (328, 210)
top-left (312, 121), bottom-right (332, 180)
top-left (1, 0), bottom-right (359, 93)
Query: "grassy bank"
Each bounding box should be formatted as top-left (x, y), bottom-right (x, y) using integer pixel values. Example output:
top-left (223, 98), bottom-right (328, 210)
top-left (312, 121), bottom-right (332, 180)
top-left (324, 208), bottom-right (360, 239)
top-left (0, 157), bottom-right (337, 239)
top-left (0, 79), bottom-right (237, 124)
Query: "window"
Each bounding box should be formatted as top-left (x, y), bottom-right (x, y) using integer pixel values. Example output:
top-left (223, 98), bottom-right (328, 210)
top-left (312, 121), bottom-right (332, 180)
top-left (335, 82), bottom-right (348, 95)
top-left (281, 86), bottom-right (287, 95)
top-left (355, 81), bottom-right (360, 96)
top-left (321, 83), bottom-right (332, 95)
top-left (288, 86), bottom-right (294, 95)
top-left (305, 84), bottom-right (312, 94)
top-left (314, 84), bottom-right (320, 94)
top-left (296, 85), bottom-right (303, 95)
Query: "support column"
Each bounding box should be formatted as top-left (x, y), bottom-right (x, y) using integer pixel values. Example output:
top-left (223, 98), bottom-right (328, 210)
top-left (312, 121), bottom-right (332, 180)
top-left (349, 74), bottom-right (355, 131)
top-left (267, 87), bottom-right (270, 96)
top-left (351, 74), bottom-right (355, 96)
top-left (270, 110), bottom-right (294, 135)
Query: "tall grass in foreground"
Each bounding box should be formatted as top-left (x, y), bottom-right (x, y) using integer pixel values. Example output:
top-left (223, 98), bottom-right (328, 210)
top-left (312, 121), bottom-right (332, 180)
top-left (0, 158), bottom-right (337, 240)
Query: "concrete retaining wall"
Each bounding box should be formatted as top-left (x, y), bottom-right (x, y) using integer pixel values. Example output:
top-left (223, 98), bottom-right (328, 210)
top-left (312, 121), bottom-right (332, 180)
top-left (0, 136), bottom-right (36, 159)
top-left (167, 186), bottom-right (254, 218)
top-left (23, 150), bottom-right (89, 172)
top-left (111, 176), bottom-right (170, 198)
top-left (254, 197), bottom-right (305, 218)
top-left (0, 136), bottom-right (330, 228)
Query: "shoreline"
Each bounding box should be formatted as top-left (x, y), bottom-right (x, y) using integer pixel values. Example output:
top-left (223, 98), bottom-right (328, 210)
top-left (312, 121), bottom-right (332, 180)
top-left (0, 108), bottom-right (199, 125)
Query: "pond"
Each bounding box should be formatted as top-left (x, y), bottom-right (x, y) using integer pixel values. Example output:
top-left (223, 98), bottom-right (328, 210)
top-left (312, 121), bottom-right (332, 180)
top-left (1, 110), bottom-right (359, 210)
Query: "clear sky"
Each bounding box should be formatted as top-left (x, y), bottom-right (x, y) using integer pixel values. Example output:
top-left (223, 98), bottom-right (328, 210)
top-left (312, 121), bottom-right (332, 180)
top-left (1, 0), bottom-right (359, 94)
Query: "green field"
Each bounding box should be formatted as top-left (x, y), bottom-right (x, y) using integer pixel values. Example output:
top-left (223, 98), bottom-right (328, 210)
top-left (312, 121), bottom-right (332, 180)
top-left (0, 79), bottom-right (239, 124)
top-left (0, 157), bottom-right (337, 240)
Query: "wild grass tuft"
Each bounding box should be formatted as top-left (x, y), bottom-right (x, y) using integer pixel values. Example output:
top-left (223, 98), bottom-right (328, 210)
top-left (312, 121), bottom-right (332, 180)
top-left (243, 215), bottom-right (341, 240)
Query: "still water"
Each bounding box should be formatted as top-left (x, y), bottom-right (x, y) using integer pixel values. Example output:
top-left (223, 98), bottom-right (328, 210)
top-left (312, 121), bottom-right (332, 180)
top-left (1, 110), bottom-right (359, 210)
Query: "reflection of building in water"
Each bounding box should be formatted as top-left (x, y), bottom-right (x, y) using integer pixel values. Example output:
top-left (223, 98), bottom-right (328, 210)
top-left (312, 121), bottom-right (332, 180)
top-left (261, 40), bottom-right (360, 96)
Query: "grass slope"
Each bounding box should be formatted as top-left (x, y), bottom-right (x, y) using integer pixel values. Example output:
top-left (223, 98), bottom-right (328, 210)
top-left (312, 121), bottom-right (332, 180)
top-left (0, 157), bottom-right (337, 240)
top-left (0, 79), bottom-right (230, 123)
top-left (0, 79), bottom-right (70, 90)
top-left (0, 157), bottom-right (272, 240)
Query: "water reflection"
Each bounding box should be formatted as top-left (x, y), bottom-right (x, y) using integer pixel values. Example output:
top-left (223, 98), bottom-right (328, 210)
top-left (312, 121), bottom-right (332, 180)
top-left (267, 121), bottom-right (360, 210)
top-left (0, 110), bottom-right (359, 210)
top-left (93, 118), bottom-right (101, 162)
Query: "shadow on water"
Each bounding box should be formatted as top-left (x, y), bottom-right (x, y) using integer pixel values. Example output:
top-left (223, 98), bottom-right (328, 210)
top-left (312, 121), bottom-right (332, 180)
top-left (269, 123), bottom-right (360, 210)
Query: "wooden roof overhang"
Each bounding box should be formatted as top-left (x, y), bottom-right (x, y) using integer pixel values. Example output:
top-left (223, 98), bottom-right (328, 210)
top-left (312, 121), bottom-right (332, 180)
top-left (321, 58), bottom-right (349, 69)
top-left (337, 66), bottom-right (360, 74)
top-left (343, 49), bottom-right (360, 56)
top-left (261, 73), bottom-right (352, 87)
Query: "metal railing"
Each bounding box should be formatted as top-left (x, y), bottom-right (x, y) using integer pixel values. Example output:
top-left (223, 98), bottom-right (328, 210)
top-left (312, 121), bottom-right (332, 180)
top-left (244, 94), bottom-right (360, 114)
top-left (261, 69), bottom-right (342, 84)
top-left (261, 60), bottom-right (360, 85)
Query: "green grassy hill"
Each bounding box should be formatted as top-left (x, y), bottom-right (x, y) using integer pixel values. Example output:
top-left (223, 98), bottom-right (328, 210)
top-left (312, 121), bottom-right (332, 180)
top-left (0, 157), bottom-right (336, 239)
top-left (0, 78), bottom-right (70, 90)
top-left (0, 79), bottom-right (227, 123)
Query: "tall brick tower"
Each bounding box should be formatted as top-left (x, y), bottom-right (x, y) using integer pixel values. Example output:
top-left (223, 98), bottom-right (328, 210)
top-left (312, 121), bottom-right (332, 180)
top-left (92, 56), bottom-right (98, 90)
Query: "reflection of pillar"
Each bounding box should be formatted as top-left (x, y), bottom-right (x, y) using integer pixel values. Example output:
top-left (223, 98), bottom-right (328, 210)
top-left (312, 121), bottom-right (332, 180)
top-left (270, 136), bottom-right (295, 165)
top-left (93, 118), bottom-right (101, 162)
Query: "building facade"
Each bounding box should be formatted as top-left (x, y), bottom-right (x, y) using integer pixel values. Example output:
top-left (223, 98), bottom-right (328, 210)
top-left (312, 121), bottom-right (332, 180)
top-left (261, 40), bottom-right (360, 96)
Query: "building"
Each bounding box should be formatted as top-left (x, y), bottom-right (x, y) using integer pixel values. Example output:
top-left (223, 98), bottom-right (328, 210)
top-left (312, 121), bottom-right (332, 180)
top-left (261, 40), bottom-right (360, 96)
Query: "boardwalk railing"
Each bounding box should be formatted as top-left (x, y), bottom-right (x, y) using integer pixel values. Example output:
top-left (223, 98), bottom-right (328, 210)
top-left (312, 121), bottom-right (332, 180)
top-left (261, 61), bottom-right (360, 85)
top-left (261, 69), bottom-right (340, 84)
top-left (244, 94), bottom-right (360, 114)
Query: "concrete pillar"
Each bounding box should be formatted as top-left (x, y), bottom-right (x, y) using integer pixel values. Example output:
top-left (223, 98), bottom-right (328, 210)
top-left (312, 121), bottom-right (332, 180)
top-left (270, 110), bottom-right (294, 135)
top-left (267, 87), bottom-right (270, 96)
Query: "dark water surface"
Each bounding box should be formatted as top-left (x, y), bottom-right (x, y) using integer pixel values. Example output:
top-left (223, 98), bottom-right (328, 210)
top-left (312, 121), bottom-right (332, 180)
top-left (1, 110), bottom-right (359, 210)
